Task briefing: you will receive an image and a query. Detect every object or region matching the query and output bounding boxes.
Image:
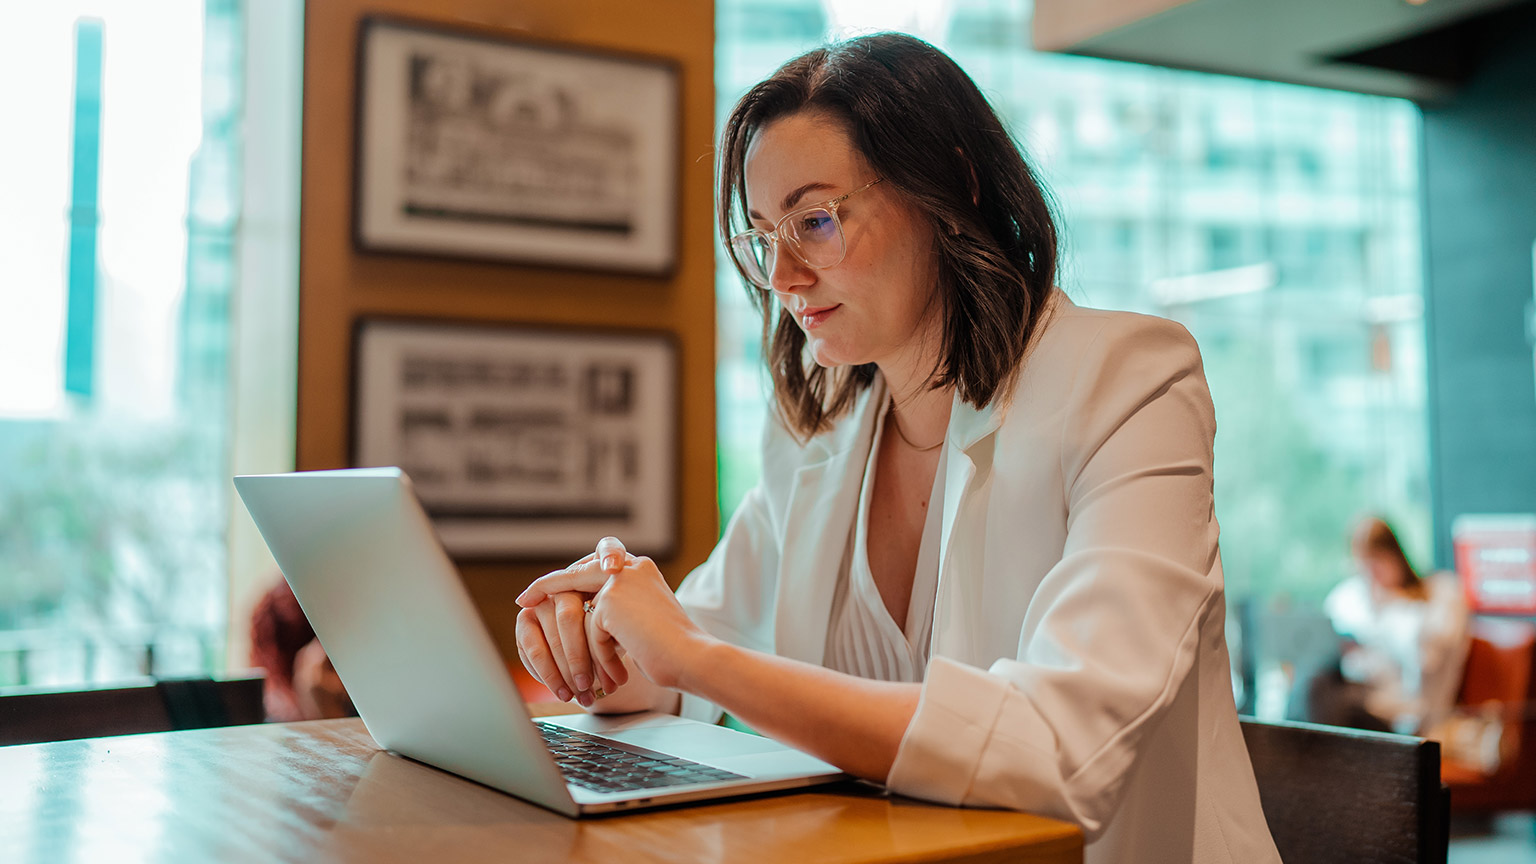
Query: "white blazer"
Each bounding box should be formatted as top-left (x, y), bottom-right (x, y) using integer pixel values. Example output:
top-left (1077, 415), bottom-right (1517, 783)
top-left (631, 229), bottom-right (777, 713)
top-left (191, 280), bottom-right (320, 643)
top-left (676, 293), bottom-right (1281, 864)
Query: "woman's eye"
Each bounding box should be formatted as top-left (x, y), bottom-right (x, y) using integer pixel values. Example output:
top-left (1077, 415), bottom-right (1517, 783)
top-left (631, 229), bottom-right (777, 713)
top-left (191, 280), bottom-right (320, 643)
top-left (798, 213), bottom-right (834, 236)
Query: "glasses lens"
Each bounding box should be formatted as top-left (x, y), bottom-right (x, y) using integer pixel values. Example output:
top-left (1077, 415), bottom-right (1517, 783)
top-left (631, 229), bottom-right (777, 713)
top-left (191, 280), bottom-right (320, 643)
top-left (784, 208), bottom-right (844, 268)
top-left (729, 232), bottom-right (771, 287)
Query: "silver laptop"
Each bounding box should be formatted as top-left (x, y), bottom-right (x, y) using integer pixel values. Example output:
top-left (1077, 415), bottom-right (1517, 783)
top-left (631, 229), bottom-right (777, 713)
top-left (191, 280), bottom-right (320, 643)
top-left (234, 467), bottom-right (845, 816)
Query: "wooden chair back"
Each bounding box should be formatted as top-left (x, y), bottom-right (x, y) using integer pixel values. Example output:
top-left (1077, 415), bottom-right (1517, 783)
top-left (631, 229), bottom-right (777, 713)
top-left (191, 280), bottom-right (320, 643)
top-left (0, 674), bottom-right (266, 747)
top-left (1240, 717), bottom-right (1449, 864)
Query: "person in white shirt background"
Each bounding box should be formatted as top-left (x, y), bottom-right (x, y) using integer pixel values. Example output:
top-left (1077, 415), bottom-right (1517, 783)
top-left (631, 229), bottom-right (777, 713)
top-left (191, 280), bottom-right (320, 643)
top-left (515, 32), bottom-right (1281, 863)
top-left (1296, 516), bottom-right (1471, 736)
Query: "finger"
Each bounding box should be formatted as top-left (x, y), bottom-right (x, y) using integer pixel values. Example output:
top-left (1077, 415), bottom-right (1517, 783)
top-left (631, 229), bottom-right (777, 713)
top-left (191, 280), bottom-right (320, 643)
top-left (534, 601), bottom-right (578, 701)
top-left (595, 536), bottom-right (629, 573)
top-left (514, 609), bottom-right (545, 686)
top-left (515, 608), bottom-right (571, 702)
top-left (517, 559), bottom-right (612, 607)
top-left (515, 638), bottom-right (534, 685)
top-left (594, 655), bottom-right (619, 696)
top-left (554, 593), bottom-right (593, 693)
top-left (586, 611), bottom-right (629, 690)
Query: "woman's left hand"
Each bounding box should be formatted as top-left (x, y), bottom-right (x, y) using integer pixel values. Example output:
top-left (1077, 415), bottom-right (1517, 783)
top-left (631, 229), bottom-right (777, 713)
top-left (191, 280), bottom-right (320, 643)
top-left (517, 555), bottom-right (712, 692)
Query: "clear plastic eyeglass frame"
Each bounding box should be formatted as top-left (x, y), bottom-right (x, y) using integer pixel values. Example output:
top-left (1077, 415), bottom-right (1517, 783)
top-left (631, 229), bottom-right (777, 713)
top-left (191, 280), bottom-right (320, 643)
top-left (726, 178), bottom-right (883, 289)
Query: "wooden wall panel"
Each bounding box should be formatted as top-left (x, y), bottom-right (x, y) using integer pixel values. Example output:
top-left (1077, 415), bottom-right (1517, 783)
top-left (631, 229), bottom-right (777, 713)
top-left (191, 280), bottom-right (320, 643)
top-left (300, 0), bottom-right (717, 658)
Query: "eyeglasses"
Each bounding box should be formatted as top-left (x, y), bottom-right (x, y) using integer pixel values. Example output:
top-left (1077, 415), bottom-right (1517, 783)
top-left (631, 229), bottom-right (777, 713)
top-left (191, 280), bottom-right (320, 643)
top-left (726, 178), bottom-right (883, 289)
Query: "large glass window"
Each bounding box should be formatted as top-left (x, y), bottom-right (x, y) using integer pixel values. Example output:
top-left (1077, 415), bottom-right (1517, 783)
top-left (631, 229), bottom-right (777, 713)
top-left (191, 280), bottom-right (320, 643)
top-left (0, 2), bottom-right (243, 688)
top-left (715, 0), bottom-right (1429, 618)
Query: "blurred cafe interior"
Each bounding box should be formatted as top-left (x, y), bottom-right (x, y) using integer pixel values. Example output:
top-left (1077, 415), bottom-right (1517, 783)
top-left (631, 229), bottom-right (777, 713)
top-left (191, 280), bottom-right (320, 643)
top-left (1, 0), bottom-right (1534, 862)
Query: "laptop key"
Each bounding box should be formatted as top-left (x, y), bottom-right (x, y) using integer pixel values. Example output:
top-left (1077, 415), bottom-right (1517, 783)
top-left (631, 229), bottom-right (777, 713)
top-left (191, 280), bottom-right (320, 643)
top-left (535, 722), bottom-right (748, 792)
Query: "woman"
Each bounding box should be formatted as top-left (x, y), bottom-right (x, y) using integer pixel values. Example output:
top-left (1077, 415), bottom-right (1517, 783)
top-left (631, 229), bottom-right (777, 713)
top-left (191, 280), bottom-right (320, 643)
top-left (516, 34), bottom-right (1279, 863)
top-left (1302, 517), bottom-right (1470, 735)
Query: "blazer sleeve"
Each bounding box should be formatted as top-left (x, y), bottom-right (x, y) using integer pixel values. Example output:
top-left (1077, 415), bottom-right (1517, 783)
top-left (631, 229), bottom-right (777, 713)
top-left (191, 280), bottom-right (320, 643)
top-left (886, 314), bottom-right (1224, 840)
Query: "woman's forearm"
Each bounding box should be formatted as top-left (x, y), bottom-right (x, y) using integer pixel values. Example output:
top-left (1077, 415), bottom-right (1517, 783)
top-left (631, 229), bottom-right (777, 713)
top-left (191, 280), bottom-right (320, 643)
top-left (679, 639), bottom-right (921, 782)
top-left (516, 559), bottom-right (919, 777)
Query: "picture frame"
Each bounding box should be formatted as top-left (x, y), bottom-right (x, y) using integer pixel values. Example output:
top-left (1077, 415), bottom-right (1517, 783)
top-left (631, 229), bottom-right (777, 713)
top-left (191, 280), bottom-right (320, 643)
top-left (353, 16), bottom-right (681, 275)
top-left (351, 317), bottom-right (679, 561)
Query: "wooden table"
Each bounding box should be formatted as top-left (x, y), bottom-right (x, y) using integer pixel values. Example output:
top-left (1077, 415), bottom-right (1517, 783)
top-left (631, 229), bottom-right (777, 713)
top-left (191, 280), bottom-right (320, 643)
top-left (0, 718), bottom-right (1082, 863)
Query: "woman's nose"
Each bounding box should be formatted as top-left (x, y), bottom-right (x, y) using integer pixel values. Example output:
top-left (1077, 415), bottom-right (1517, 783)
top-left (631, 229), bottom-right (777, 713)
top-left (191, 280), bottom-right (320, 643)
top-left (767, 237), bottom-right (814, 295)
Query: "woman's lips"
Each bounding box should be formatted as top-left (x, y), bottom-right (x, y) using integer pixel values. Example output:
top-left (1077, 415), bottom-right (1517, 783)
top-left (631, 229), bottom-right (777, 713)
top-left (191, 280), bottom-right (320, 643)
top-left (799, 304), bottom-right (840, 330)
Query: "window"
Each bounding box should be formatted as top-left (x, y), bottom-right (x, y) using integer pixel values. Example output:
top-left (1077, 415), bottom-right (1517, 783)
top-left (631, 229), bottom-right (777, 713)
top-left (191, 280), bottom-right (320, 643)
top-left (0, 1), bottom-right (299, 690)
top-left (714, 0), bottom-right (1430, 615)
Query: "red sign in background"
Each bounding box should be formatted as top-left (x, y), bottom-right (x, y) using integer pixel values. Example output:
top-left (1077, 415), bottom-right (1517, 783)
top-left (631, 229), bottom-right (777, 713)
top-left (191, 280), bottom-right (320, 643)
top-left (1454, 514), bottom-right (1536, 615)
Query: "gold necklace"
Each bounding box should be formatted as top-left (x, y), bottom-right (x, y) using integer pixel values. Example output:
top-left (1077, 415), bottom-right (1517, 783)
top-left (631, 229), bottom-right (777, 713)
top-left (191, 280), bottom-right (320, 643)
top-left (887, 403), bottom-right (944, 452)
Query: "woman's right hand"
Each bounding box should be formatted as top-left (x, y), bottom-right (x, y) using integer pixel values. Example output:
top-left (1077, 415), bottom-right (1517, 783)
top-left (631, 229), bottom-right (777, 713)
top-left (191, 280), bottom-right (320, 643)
top-left (514, 537), bottom-right (632, 706)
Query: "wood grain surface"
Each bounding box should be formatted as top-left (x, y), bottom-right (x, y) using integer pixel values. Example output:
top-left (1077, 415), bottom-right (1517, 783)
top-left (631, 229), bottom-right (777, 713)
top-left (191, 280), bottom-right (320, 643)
top-left (0, 718), bottom-right (1082, 863)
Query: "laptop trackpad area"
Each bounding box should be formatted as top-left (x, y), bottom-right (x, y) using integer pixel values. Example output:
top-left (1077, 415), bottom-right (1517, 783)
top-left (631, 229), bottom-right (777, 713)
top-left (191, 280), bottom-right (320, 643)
top-left (542, 712), bottom-right (838, 778)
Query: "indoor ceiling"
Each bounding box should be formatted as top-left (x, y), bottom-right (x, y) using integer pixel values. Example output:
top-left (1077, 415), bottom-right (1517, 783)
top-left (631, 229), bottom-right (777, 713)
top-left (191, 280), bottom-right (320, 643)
top-left (1032, 0), bottom-right (1536, 101)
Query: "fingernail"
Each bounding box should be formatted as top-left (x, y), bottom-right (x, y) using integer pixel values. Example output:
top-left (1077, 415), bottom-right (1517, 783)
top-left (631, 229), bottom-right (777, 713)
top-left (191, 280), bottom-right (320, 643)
top-left (577, 692), bottom-right (593, 708)
top-left (574, 674), bottom-right (590, 691)
top-left (603, 554), bottom-right (621, 570)
top-left (557, 687), bottom-right (572, 702)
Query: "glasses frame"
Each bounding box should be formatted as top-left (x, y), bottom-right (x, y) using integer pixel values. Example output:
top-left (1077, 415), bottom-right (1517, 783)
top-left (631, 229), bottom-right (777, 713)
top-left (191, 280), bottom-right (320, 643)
top-left (727, 178), bottom-right (884, 289)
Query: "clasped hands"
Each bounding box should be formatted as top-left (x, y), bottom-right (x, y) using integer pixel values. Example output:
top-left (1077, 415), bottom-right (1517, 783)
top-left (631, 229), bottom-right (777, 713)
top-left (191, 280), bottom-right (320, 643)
top-left (515, 536), bottom-right (709, 708)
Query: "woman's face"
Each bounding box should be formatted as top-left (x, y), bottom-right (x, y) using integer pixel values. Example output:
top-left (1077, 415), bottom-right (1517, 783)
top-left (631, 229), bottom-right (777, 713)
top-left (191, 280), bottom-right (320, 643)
top-left (1358, 552), bottom-right (1400, 591)
top-left (1353, 539), bottom-right (1405, 592)
top-left (742, 110), bottom-right (941, 371)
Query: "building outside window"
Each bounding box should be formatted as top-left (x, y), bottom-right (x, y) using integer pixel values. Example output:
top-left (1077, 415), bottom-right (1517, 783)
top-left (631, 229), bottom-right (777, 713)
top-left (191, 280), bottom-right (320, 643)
top-left (0, 1), bottom-right (244, 688)
top-left (714, 0), bottom-right (1430, 628)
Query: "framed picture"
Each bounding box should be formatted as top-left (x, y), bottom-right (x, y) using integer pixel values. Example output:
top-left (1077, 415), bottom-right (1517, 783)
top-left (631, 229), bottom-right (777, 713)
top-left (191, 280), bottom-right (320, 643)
top-left (351, 318), bottom-right (679, 561)
top-left (353, 16), bottom-right (681, 275)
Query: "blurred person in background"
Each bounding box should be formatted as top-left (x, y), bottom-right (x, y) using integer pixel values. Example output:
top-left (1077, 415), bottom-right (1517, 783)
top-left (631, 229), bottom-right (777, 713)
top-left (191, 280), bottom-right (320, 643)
top-left (249, 579), bottom-right (355, 721)
top-left (1294, 516), bottom-right (1470, 734)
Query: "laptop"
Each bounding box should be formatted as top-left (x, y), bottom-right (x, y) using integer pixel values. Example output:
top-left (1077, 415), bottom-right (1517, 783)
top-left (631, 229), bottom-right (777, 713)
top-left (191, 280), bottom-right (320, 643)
top-left (233, 467), bottom-right (846, 816)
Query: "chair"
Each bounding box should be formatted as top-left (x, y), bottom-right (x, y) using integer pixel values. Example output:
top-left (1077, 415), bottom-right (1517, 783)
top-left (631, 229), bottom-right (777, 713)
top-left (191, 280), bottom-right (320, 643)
top-left (1241, 717), bottom-right (1449, 864)
top-left (1440, 617), bottom-right (1536, 812)
top-left (0, 673), bottom-right (266, 747)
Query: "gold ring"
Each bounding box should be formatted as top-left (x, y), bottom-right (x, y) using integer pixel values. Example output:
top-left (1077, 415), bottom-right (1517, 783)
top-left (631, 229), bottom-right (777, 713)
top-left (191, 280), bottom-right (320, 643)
top-left (581, 600), bottom-right (604, 699)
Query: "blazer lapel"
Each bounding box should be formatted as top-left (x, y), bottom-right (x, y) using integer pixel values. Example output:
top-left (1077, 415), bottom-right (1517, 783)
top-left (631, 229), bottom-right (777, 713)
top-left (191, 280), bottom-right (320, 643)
top-left (930, 393), bottom-right (1004, 662)
top-left (929, 291), bottom-right (1065, 662)
top-left (772, 379), bottom-right (885, 666)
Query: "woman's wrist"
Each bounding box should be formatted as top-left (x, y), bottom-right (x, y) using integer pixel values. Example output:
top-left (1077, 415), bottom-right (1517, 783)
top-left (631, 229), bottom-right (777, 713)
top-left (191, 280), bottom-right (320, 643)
top-left (588, 653), bottom-right (676, 715)
top-left (673, 632), bottom-right (732, 696)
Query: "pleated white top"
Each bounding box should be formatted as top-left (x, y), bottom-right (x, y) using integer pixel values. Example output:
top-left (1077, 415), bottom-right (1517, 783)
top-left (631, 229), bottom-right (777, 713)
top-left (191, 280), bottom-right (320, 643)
top-left (824, 404), bottom-right (945, 683)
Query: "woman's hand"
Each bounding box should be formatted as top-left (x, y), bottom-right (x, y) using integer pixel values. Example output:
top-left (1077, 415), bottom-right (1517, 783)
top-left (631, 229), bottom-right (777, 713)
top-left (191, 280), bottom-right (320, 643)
top-left (514, 537), bottom-right (641, 706)
top-left (520, 545), bottom-right (918, 781)
top-left (518, 554), bottom-right (714, 693)
top-left (293, 638), bottom-right (354, 720)
top-left (515, 589), bottom-right (602, 704)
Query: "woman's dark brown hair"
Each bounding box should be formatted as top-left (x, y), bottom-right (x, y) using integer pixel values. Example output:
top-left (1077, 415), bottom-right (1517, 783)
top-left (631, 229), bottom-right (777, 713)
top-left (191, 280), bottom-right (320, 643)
top-left (718, 33), bottom-right (1059, 439)
top-left (1353, 517), bottom-right (1427, 599)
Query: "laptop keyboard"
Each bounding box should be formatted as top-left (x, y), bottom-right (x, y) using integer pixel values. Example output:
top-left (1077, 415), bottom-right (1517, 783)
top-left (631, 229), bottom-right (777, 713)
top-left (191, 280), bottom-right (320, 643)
top-left (536, 722), bottom-right (747, 793)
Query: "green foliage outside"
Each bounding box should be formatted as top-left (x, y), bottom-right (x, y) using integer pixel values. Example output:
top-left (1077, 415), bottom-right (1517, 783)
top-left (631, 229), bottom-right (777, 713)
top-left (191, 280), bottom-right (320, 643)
top-left (0, 419), bottom-right (227, 686)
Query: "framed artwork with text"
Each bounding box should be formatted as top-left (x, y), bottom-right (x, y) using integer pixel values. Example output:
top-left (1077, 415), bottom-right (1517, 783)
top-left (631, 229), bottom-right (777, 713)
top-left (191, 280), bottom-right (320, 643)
top-left (353, 16), bottom-right (681, 275)
top-left (351, 317), bottom-right (679, 561)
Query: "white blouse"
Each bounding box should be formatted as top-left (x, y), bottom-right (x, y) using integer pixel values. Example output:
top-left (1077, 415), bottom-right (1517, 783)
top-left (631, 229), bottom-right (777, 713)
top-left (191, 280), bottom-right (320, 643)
top-left (824, 404), bottom-right (945, 683)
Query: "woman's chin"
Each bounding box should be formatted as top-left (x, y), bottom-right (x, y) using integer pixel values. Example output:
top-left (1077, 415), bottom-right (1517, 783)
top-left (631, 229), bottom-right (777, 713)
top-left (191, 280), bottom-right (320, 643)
top-left (808, 340), bottom-right (852, 369)
top-left (805, 328), bottom-right (882, 369)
